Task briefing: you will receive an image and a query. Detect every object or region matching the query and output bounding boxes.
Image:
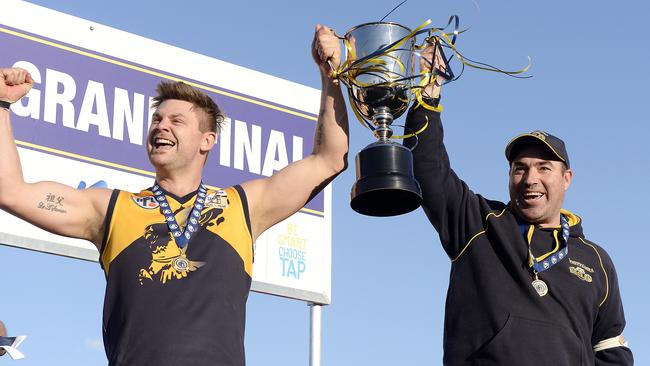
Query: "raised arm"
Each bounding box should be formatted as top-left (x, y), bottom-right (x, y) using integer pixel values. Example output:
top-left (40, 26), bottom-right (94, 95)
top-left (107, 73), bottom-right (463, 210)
top-left (0, 68), bottom-right (112, 248)
top-left (403, 43), bottom-right (493, 259)
top-left (241, 25), bottom-right (349, 241)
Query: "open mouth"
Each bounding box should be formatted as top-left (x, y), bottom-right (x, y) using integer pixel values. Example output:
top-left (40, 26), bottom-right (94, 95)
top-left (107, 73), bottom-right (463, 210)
top-left (152, 137), bottom-right (176, 150)
top-left (522, 191), bottom-right (545, 203)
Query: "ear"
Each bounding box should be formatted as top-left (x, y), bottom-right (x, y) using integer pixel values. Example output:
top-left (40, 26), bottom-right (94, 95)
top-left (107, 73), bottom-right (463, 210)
top-left (200, 131), bottom-right (217, 153)
top-left (563, 168), bottom-right (573, 191)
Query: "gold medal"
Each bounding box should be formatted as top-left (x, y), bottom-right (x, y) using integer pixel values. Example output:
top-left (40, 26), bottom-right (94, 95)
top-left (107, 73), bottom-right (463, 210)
top-left (172, 256), bottom-right (190, 273)
top-left (531, 275), bottom-right (548, 297)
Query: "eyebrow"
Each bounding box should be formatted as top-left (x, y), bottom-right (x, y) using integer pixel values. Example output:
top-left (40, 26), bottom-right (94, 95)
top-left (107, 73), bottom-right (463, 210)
top-left (512, 160), bottom-right (554, 167)
top-left (151, 112), bottom-right (186, 119)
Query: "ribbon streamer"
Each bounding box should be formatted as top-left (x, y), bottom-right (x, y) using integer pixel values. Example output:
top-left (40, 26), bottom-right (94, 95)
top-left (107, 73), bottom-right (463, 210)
top-left (331, 16), bottom-right (531, 139)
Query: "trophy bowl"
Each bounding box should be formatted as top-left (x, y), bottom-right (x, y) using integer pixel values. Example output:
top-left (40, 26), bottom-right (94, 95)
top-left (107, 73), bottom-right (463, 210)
top-left (344, 22), bottom-right (415, 121)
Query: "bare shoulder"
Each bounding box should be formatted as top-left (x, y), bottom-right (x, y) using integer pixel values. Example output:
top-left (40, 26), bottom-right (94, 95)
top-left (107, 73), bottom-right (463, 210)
top-left (239, 178), bottom-right (264, 198)
top-left (86, 187), bottom-right (115, 206)
top-left (79, 187), bottom-right (115, 247)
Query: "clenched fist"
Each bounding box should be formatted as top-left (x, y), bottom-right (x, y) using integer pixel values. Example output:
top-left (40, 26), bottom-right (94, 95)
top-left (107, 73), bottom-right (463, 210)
top-left (311, 25), bottom-right (341, 81)
top-left (419, 41), bottom-right (448, 99)
top-left (0, 67), bottom-right (34, 103)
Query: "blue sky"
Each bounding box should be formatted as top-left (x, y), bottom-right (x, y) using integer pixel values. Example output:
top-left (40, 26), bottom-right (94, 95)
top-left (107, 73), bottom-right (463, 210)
top-left (1, 0), bottom-right (649, 365)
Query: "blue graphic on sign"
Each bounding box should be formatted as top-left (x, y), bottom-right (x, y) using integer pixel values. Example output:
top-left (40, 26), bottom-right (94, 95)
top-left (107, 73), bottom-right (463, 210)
top-left (77, 180), bottom-right (108, 189)
top-left (279, 247), bottom-right (306, 279)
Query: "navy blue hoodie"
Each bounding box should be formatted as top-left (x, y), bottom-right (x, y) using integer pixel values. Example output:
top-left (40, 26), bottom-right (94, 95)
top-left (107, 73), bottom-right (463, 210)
top-left (404, 105), bottom-right (633, 366)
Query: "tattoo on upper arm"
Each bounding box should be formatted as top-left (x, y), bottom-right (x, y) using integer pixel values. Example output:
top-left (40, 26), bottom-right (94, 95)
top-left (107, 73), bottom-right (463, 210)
top-left (37, 193), bottom-right (67, 214)
top-left (314, 122), bottom-right (324, 148)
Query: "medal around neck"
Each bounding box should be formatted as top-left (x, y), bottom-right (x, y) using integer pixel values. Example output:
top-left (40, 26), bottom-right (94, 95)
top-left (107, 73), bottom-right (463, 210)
top-left (526, 215), bottom-right (571, 297)
top-left (152, 182), bottom-right (207, 250)
top-left (172, 254), bottom-right (191, 273)
top-left (531, 277), bottom-right (548, 297)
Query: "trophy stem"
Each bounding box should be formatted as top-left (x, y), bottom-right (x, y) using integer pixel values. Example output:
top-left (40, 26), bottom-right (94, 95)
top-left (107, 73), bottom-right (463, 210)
top-left (372, 106), bottom-right (394, 142)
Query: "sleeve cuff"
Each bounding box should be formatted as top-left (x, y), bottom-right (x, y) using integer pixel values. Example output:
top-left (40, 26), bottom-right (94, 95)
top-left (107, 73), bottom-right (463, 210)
top-left (594, 335), bottom-right (629, 352)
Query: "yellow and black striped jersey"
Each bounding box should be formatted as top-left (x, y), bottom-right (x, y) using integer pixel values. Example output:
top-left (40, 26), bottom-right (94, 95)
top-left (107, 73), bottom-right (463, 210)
top-left (100, 185), bottom-right (252, 366)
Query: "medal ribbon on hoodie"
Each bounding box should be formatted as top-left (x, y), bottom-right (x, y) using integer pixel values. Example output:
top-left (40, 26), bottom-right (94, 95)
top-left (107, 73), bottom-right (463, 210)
top-left (524, 214), bottom-right (570, 273)
top-left (519, 214), bottom-right (570, 296)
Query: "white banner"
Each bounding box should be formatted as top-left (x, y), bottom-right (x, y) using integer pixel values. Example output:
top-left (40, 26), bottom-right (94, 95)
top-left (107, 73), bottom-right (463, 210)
top-left (0, 0), bottom-right (331, 304)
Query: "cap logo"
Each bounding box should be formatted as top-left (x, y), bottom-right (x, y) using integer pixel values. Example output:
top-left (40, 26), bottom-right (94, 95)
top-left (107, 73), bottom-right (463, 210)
top-left (530, 130), bottom-right (548, 140)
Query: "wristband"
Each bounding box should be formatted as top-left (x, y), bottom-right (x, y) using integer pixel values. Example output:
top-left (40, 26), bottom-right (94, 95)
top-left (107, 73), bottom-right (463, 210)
top-left (0, 100), bottom-right (10, 111)
top-left (421, 96), bottom-right (441, 107)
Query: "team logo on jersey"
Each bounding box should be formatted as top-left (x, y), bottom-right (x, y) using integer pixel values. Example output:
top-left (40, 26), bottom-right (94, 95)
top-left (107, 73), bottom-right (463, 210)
top-left (132, 195), bottom-right (160, 209)
top-left (569, 259), bottom-right (594, 283)
top-left (205, 190), bottom-right (229, 209)
top-left (136, 205), bottom-right (227, 285)
top-left (570, 266), bottom-right (593, 283)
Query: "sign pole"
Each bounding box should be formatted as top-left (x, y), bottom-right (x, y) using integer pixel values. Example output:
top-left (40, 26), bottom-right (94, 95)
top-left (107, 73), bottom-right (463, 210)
top-left (309, 302), bottom-right (323, 366)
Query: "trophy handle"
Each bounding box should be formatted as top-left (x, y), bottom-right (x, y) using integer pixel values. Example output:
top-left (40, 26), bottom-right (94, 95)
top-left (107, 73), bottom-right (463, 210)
top-left (327, 32), bottom-right (353, 88)
top-left (327, 59), bottom-right (339, 82)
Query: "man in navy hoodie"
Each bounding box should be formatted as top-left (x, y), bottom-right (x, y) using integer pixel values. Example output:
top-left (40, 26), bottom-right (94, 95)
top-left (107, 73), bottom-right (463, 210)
top-left (403, 43), bottom-right (633, 365)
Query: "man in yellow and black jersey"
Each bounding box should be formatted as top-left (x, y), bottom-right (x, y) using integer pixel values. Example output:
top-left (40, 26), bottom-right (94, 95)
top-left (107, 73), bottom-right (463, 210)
top-left (100, 185), bottom-right (254, 364)
top-left (0, 25), bottom-right (347, 366)
top-left (401, 43), bottom-right (633, 365)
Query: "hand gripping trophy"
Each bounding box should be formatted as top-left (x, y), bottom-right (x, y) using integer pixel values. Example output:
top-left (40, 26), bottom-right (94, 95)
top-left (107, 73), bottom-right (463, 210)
top-left (329, 17), bottom-right (528, 216)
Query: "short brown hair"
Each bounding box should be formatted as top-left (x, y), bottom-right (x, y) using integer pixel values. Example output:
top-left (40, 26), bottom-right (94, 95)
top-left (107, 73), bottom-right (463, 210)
top-left (152, 81), bottom-right (225, 133)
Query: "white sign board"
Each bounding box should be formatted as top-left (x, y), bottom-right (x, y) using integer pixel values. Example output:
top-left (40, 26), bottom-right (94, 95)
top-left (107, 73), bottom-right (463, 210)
top-left (0, 0), bottom-right (331, 304)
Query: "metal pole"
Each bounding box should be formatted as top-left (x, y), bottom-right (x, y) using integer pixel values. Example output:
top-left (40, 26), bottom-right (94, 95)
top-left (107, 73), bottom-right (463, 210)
top-left (309, 303), bottom-right (322, 366)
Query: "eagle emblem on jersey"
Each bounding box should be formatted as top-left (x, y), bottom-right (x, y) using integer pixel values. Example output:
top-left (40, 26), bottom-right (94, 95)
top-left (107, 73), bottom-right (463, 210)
top-left (137, 205), bottom-right (226, 285)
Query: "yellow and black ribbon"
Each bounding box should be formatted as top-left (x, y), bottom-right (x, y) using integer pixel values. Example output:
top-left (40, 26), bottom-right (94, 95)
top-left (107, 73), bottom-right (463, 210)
top-left (331, 16), bottom-right (531, 140)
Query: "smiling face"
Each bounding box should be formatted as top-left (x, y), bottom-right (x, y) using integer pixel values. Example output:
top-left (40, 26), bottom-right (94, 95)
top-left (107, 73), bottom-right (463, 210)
top-left (146, 99), bottom-right (216, 174)
top-left (508, 143), bottom-right (573, 227)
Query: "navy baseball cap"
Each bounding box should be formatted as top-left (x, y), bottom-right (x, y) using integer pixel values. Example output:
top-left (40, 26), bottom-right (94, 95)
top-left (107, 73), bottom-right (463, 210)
top-left (505, 130), bottom-right (570, 168)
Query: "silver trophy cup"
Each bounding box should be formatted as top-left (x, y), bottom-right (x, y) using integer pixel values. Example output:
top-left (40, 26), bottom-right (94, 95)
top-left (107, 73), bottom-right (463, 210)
top-left (339, 22), bottom-right (422, 216)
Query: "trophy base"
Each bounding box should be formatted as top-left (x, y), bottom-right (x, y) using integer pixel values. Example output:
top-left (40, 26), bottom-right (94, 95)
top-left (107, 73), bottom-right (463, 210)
top-left (350, 142), bottom-right (422, 217)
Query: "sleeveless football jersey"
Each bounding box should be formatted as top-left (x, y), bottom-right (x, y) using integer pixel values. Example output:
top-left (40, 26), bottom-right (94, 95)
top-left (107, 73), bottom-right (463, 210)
top-left (100, 185), bottom-right (252, 366)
